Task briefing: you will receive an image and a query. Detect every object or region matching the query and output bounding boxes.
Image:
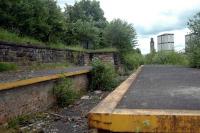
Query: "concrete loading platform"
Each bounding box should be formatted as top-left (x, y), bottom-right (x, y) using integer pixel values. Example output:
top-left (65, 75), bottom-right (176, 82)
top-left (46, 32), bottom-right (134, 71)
top-left (88, 65), bottom-right (200, 132)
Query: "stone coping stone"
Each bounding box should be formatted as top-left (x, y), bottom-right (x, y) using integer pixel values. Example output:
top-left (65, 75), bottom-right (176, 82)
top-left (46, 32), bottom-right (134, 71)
top-left (0, 66), bottom-right (92, 83)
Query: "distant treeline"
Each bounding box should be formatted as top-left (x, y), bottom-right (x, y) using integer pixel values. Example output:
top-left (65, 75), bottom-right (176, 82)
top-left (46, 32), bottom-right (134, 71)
top-left (0, 0), bottom-right (137, 52)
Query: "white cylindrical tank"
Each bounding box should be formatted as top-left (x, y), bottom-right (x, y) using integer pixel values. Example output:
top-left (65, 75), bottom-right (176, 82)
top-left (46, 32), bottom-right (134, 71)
top-left (157, 33), bottom-right (174, 51)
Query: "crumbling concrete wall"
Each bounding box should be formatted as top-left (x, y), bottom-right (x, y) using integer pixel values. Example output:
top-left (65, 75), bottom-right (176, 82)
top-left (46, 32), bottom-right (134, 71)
top-left (0, 74), bottom-right (88, 124)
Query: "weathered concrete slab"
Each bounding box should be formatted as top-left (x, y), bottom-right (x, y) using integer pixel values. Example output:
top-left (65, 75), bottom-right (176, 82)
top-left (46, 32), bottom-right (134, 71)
top-left (0, 67), bottom-right (91, 124)
top-left (118, 65), bottom-right (200, 110)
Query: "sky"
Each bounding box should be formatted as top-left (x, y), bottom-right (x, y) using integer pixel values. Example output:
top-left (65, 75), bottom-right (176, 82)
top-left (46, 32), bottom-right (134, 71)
top-left (57, 0), bottom-right (200, 54)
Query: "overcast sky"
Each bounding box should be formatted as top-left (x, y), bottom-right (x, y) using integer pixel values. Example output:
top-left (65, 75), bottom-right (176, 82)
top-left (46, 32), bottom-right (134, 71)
top-left (57, 0), bottom-right (200, 54)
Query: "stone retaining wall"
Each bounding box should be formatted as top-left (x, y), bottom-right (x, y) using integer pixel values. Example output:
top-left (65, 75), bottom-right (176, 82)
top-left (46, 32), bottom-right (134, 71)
top-left (0, 41), bottom-right (119, 66)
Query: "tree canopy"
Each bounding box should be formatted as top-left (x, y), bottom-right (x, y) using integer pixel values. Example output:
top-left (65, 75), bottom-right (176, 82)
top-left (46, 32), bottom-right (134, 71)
top-left (187, 12), bottom-right (200, 68)
top-left (64, 0), bottom-right (106, 23)
top-left (0, 0), bottom-right (65, 42)
top-left (188, 12), bottom-right (200, 37)
top-left (63, 0), bottom-right (107, 48)
top-left (103, 19), bottom-right (137, 53)
top-left (0, 0), bottom-right (138, 52)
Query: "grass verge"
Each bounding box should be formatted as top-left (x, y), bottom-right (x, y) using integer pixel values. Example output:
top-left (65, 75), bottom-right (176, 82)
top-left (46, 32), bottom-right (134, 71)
top-left (0, 28), bottom-right (43, 46)
top-left (27, 63), bottom-right (70, 71)
top-left (87, 47), bottom-right (117, 53)
top-left (0, 28), bottom-right (117, 53)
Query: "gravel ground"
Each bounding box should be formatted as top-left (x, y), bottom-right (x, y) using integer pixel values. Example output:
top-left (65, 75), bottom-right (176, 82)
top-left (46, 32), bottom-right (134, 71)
top-left (43, 91), bottom-right (109, 133)
top-left (0, 66), bottom-right (92, 83)
top-left (118, 65), bottom-right (200, 110)
top-left (1, 91), bottom-right (109, 133)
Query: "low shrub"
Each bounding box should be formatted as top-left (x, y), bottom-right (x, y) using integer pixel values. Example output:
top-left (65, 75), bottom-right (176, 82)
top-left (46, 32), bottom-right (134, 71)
top-left (122, 52), bottom-right (144, 71)
top-left (151, 51), bottom-right (189, 66)
top-left (8, 115), bottom-right (31, 129)
top-left (144, 53), bottom-right (155, 64)
top-left (53, 78), bottom-right (78, 107)
top-left (7, 113), bottom-right (48, 130)
top-left (0, 62), bottom-right (17, 72)
top-left (89, 58), bottom-right (117, 91)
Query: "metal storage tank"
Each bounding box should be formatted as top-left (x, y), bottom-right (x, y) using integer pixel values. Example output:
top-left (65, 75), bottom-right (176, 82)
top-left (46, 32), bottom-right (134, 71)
top-left (157, 33), bottom-right (174, 51)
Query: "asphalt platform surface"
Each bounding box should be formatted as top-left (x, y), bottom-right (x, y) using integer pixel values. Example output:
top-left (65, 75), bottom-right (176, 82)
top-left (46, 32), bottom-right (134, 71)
top-left (117, 65), bottom-right (200, 110)
top-left (0, 66), bottom-right (92, 83)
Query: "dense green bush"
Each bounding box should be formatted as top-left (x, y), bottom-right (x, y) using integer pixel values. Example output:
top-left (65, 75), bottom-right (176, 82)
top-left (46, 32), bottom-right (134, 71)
top-left (144, 53), bottom-right (155, 64)
top-left (53, 78), bottom-right (78, 107)
top-left (146, 51), bottom-right (189, 66)
top-left (186, 38), bottom-right (200, 68)
top-left (0, 62), bottom-right (17, 72)
top-left (89, 58), bottom-right (117, 91)
top-left (122, 52), bottom-right (144, 70)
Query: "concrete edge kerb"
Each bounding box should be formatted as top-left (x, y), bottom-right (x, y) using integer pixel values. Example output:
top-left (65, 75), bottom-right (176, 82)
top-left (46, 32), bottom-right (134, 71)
top-left (88, 65), bottom-right (143, 130)
top-left (0, 69), bottom-right (91, 91)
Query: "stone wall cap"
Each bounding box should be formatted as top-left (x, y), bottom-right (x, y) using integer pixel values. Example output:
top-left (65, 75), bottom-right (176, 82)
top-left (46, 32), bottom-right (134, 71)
top-left (0, 66), bottom-right (92, 91)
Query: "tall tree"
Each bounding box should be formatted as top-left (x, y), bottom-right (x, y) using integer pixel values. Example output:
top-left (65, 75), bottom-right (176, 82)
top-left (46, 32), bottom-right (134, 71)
top-left (188, 12), bottom-right (200, 36)
top-left (0, 0), bottom-right (66, 43)
top-left (103, 19), bottom-right (137, 53)
top-left (187, 12), bottom-right (200, 68)
top-left (0, 0), bottom-right (21, 30)
top-left (64, 0), bottom-right (107, 48)
top-left (64, 0), bottom-right (106, 23)
top-left (72, 20), bottom-right (100, 49)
